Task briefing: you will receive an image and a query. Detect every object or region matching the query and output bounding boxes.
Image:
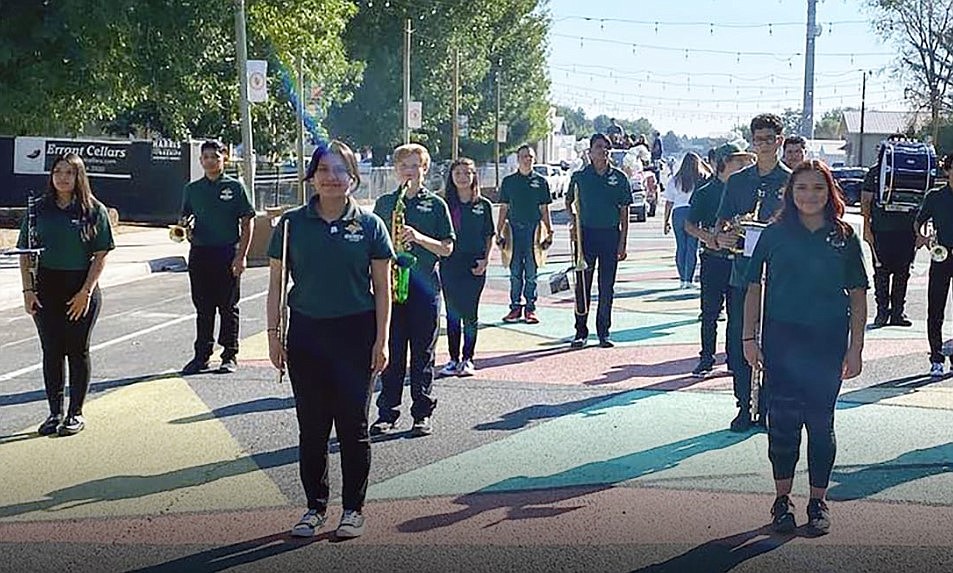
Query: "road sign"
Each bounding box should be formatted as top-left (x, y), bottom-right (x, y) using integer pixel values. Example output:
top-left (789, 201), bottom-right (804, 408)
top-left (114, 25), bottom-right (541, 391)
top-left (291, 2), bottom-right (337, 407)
top-left (408, 101), bottom-right (423, 129)
top-left (247, 60), bottom-right (268, 103)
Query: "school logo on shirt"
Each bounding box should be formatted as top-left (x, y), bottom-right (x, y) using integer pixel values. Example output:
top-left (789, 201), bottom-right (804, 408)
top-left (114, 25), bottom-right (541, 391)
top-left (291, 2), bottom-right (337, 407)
top-left (219, 187), bottom-right (234, 201)
top-left (472, 203), bottom-right (485, 216)
top-left (529, 179), bottom-right (541, 189)
top-left (607, 173), bottom-right (619, 186)
top-left (416, 199), bottom-right (434, 213)
top-left (343, 220), bottom-right (365, 243)
top-left (826, 229), bottom-right (847, 250)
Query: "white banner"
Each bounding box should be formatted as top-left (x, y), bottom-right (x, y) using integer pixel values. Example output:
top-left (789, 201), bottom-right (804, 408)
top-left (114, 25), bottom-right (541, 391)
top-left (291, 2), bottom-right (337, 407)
top-left (497, 123), bottom-right (508, 143)
top-left (407, 101), bottom-right (423, 129)
top-left (247, 59), bottom-right (268, 103)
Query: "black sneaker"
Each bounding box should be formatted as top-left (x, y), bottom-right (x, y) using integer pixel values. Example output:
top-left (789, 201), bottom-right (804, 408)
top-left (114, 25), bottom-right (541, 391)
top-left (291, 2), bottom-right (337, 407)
top-left (729, 409), bottom-right (752, 432)
top-left (411, 417), bottom-right (433, 436)
top-left (58, 414), bottom-right (86, 436)
top-left (219, 357), bottom-right (238, 373)
top-left (806, 498), bottom-right (831, 535)
top-left (598, 337), bottom-right (615, 348)
top-left (182, 357), bottom-right (211, 376)
top-left (771, 495), bottom-right (796, 533)
top-left (889, 314), bottom-right (912, 327)
top-left (570, 336), bottom-right (587, 349)
top-left (692, 361), bottom-right (715, 378)
top-left (369, 419), bottom-right (397, 435)
top-left (38, 414), bottom-right (63, 436)
top-left (872, 311), bottom-right (890, 327)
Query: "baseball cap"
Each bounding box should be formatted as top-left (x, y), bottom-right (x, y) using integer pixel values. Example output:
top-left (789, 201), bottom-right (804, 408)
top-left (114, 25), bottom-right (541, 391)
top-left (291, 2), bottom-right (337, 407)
top-left (714, 141), bottom-right (751, 162)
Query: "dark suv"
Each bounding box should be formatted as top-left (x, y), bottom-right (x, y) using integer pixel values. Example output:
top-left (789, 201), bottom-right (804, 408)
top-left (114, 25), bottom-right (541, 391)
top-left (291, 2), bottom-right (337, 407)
top-left (831, 166), bottom-right (867, 206)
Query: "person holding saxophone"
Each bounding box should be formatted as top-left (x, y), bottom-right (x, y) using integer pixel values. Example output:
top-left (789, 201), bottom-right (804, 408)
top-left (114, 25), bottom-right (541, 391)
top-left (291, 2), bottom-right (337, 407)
top-left (743, 160), bottom-right (867, 535)
top-left (915, 153), bottom-right (953, 377)
top-left (266, 141), bottom-right (393, 539)
top-left (372, 143), bottom-right (454, 437)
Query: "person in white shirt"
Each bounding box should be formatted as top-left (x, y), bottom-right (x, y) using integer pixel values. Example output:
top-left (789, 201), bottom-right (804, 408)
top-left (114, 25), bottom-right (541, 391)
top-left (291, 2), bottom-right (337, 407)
top-left (664, 152), bottom-right (713, 288)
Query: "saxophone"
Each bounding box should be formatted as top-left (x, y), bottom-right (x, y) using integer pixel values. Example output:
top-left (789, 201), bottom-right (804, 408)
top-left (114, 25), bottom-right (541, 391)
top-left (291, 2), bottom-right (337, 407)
top-left (391, 181), bottom-right (417, 304)
top-left (724, 187), bottom-right (766, 255)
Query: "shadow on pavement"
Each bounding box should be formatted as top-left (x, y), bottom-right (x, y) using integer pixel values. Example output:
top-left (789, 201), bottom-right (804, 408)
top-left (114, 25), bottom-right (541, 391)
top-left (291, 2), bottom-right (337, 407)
top-left (127, 532), bottom-right (327, 572)
top-left (837, 372), bottom-right (946, 410)
top-left (827, 441), bottom-right (953, 501)
top-left (630, 525), bottom-right (794, 572)
top-left (473, 389), bottom-right (633, 431)
top-left (170, 396), bottom-right (295, 424)
top-left (398, 428), bottom-right (754, 533)
top-left (0, 371), bottom-right (180, 408)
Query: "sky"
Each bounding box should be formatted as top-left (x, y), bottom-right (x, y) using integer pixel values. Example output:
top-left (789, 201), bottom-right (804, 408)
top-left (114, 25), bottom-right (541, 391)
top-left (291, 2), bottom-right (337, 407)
top-left (545, 0), bottom-right (909, 138)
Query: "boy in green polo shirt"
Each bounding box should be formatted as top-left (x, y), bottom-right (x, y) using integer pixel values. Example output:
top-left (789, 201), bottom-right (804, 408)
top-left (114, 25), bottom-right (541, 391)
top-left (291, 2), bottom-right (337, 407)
top-left (496, 144), bottom-right (553, 324)
top-left (180, 140), bottom-right (255, 376)
top-left (714, 113), bottom-right (791, 431)
top-left (743, 160), bottom-right (867, 535)
top-left (371, 143), bottom-right (455, 437)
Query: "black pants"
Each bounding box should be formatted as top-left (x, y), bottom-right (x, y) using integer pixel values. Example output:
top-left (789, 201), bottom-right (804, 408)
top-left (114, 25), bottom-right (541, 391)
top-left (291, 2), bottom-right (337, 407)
top-left (763, 317), bottom-right (847, 489)
top-left (188, 245), bottom-right (240, 360)
top-left (34, 268), bottom-right (101, 417)
top-left (287, 310), bottom-right (376, 512)
top-left (927, 257), bottom-right (953, 363)
top-left (699, 253), bottom-right (733, 365)
top-left (377, 276), bottom-right (439, 423)
top-left (871, 229), bottom-right (916, 318)
top-left (575, 227), bottom-right (620, 340)
top-left (726, 285), bottom-right (761, 411)
top-left (440, 255), bottom-right (487, 362)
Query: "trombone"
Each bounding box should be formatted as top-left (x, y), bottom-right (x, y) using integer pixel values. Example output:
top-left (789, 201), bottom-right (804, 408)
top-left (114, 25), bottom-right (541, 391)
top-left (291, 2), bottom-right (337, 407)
top-left (275, 219), bottom-right (291, 384)
top-left (929, 225), bottom-right (948, 263)
top-left (570, 182), bottom-right (589, 316)
top-left (169, 215), bottom-right (194, 243)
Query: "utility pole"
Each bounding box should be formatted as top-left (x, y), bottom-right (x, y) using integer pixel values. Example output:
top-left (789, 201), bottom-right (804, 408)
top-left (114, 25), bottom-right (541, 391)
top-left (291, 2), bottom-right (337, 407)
top-left (296, 52), bottom-right (306, 205)
top-left (452, 48), bottom-right (460, 160)
top-left (403, 18), bottom-right (412, 145)
top-left (235, 0), bottom-right (256, 209)
top-left (801, 0), bottom-right (819, 138)
top-left (495, 59), bottom-right (502, 193)
top-left (858, 70), bottom-right (867, 167)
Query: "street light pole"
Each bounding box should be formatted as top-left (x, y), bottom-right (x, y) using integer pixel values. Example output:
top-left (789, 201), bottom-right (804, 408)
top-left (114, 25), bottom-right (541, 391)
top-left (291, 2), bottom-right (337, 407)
top-left (296, 52), bottom-right (306, 205)
top-left (235, 0), bottom-right (256, 209)
top-left (452, 48), bottom-right (460, 160)
top-left (858, 70), bottom-right (867, 167)
top-left (495, 59), bottom-right (501, 193)
top-left (403, 18), bottom-right (412, 145)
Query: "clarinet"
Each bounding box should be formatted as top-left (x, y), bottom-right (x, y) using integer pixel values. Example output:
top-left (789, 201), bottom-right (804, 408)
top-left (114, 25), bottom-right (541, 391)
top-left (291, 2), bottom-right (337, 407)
top-left (3, 191), bottom-right (45, 291)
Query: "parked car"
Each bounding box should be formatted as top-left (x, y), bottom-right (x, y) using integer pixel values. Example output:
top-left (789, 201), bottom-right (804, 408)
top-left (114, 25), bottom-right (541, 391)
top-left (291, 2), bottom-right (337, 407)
top-left (831, 166), bottom-right (868, 206)
top-left (533, 164), bottom-right (566, 198)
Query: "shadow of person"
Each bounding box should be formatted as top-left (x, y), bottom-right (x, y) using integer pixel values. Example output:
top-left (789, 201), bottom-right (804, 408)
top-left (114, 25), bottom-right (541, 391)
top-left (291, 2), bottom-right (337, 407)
top-left (397, 428), bottom-right (754, 534)
top-left (630, 525), bottom-right (793, 572)
top-left (473, 389), bottom-right (633, 431)
top-left (827, 441), bottom-right (953, 501)
top-left (126, 531), bottom-right (330, 572)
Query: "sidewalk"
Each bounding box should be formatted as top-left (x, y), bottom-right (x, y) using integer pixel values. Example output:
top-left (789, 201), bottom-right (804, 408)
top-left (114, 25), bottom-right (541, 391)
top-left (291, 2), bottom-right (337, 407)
top-left (0, 227), bottom-right (189, 312)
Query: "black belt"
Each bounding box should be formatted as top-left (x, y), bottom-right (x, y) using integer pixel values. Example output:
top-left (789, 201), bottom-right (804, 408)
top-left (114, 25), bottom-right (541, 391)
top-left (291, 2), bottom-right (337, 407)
top-left (700, 248), bottom-right (734, 260)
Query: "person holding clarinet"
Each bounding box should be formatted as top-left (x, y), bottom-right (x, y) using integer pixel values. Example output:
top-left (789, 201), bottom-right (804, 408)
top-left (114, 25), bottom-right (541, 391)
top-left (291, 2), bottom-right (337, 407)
top-left (266, 141), bottom-right (393, 540)
top-left (743, 160), bottom-right (867, 535)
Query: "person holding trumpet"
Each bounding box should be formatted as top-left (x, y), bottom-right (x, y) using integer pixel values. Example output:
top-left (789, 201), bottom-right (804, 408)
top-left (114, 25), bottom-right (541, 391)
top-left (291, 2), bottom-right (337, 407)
top-left (180, 139), bottom-right (255, 375)
top-left (743, 160), bottom-right (867, 535)
top-left (566, 133), bottom-right (632, 349)
top-left (266, 141), bottom-right (393, 539)
top-left (915, 153), bottom-right (953, 377)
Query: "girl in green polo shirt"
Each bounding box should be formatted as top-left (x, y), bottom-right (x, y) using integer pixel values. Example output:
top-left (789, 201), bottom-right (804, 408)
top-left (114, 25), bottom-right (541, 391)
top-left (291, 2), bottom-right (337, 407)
top-left (266, 141), bottom-right (394, 540)
top-left (438, 158), bottom-right (495, 377)
top-left (17, 153), bottom-right (115, 437)
top-left (743, 160), bottom-right (868, 535)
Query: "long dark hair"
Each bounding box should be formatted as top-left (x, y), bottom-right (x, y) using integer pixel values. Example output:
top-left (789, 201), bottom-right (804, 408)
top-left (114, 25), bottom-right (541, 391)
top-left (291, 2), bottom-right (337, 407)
top-left (774, 159), bottom-right (852, 239)
top-left (674, 152), bottom-right (712, 193)
top-left (444, 157), bottom-right (480, 207)
top-left (44, 153), bottom-right (102, 242)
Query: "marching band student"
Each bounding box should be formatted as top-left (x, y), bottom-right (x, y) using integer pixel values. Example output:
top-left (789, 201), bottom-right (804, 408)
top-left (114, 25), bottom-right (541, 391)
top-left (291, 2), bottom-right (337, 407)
top-left (438, 158), bottom-right (495, 378)
top-left (266, 141), bottom-right (393, 540)
top-left (371, 143), bottom-right (454, 437)
top-left (743, 160), bottom-right (867, 535)
top-left (18, 153), bottom-right (114, 436)
top-left (684, 143), bottom-right (754, 377)
top-left (715, 113), bottom-right (791, 432)
top-left (566, 133), bottom-right (632, 349)
top-left (180, 139), bottom-right (255, 375)
top-left (781, 135), bottom-right (807, 170)
top-left (915, 153), bottom-right (953, 377)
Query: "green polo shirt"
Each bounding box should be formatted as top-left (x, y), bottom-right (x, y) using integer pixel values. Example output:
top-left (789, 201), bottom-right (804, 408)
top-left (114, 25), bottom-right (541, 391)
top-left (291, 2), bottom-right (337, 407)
top-left (566, 165), bottom-right (633, 229)
top-left (18, 199), bottom-right (115, 271)
top-left (717, 162), bottom-right (791, 287)
top-left (917, 185), bottom-right (953, 247)
top-left (499, 171), bottom-right (551, 225)
top-left (181, 173), bottom-right (255, 247)
top-left (268, 197), bottom-right (394, 320)
top-left (374, 187), bottom-right (455, 293)
top-left (688, 177), bottom-right (733, 258)
top-left (448, 197), bottom-right (495, 258)
top-left (863, 168), bottom-right (918, 232)
top-left (747, 221), bottom-right (868, 326)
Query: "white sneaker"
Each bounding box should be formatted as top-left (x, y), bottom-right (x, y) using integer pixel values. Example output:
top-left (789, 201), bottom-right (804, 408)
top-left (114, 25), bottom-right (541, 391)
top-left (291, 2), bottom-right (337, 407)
top-left (930, 362), bottom-right (945, 377)
top-left (336, 510), bottom-right (366, 539)
top-left (438, 360), bottom-right (459, 377)
top-left (457, 359), bottom-right (476, 377)
top-left (291, 509), bottom-right (326, 537)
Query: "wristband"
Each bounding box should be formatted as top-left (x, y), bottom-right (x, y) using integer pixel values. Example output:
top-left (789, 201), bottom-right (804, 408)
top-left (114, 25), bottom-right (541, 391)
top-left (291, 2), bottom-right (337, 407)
top-left (742, 337), bottom-right (756, 342)
top-left (267, 328), bottom-right (279, 333)
top-left (22, 288), bottom-right (34, 293)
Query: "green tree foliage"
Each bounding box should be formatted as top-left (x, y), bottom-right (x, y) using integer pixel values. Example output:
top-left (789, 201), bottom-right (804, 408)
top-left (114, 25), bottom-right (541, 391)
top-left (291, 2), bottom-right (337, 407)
top-left (661, 130), bottom-right (681, 153)
top-left (327, 0), bottom-right (551, 163)
top-left (0, 0), bottom-right (360, 158)
top-left (556, 106), bottom-right (593, 136)
top-left (814, 108), bottom-right (855, 139)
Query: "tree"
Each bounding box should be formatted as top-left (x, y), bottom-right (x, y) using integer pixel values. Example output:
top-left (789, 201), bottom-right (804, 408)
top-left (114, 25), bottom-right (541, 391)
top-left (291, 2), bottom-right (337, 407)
top-left (0, 0), bottom-right (360, 159)
top-left (779, 108), bottom-right (803, 137)
top-left (661, 130), bottom-right (681, 153)
top-left (868, 0), bottom-right (953, 142)
top-left (326, 0), bottom-right (552, 163)
top-left (556, 105), bottom-right (593, 137)
top-left (814, 107), bottom-right (856, 139)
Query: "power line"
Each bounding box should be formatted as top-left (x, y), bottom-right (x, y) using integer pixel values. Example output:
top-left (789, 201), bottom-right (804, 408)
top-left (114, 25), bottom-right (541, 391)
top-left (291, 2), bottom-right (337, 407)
top-left (553, 15), bottom-right (868, 30)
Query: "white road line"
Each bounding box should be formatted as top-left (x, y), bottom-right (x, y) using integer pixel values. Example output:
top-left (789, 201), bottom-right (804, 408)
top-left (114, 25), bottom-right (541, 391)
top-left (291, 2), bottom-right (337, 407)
top-left (0, 290), bottom-right (267, 383)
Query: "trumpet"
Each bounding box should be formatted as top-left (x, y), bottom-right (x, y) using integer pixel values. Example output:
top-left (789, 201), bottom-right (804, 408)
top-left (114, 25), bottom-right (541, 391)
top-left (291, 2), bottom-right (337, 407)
top-left (391, 181), bottom-right (417, 304)
top-left (929, 229), bottom-right (948, 263)
top-left (169, 215), bottom-right (194, 243)
top-left (570, 182), bottom-right (590, 316)
top-left (723, 190), bottom-right (765, 255)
